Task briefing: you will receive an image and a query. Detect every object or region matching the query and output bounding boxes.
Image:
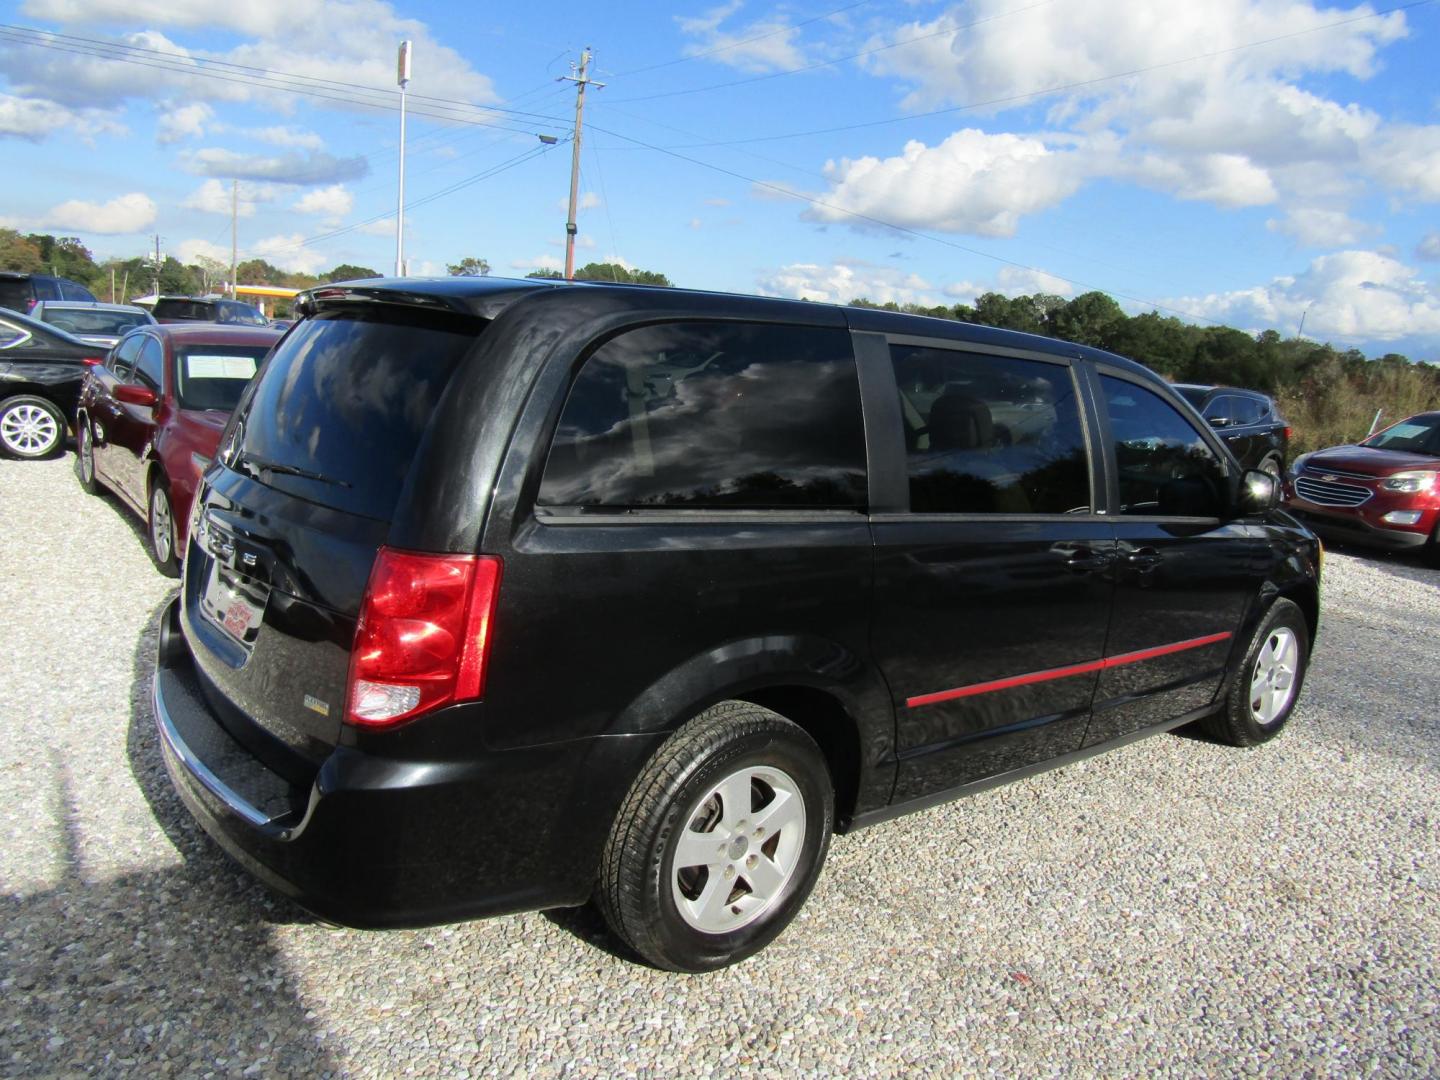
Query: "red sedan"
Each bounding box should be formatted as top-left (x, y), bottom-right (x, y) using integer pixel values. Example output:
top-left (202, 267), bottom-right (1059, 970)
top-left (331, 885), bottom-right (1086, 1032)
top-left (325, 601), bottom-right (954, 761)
top-left (75, 323), bottom-right (282, 575)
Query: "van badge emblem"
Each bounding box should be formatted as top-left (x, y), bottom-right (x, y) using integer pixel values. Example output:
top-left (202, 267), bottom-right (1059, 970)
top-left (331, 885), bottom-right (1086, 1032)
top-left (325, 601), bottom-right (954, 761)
top-left (303, 695), bottom-right (331, 717)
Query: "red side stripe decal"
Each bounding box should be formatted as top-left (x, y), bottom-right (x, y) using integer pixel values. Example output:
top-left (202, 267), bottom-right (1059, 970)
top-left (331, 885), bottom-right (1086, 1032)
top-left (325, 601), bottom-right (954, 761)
top-left (905, 631), bottom-right (1233, 710)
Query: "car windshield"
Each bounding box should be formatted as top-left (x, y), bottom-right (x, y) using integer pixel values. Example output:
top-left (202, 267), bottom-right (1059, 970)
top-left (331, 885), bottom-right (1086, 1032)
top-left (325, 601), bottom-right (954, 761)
top-left (44, 310), bottom-right (149, 336)
top-left (175, 344), bottom-right (271, 411)
top-left (1362, 415), bottom-right (1440, 456)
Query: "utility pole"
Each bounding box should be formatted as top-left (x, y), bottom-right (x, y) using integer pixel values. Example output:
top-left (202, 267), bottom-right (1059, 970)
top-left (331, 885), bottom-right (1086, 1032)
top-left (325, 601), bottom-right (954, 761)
top-left (395, 40), bottom-right (412, 278)
top-left (561, 48), bottom-right (603, 280)
top-left (230, 179), bottom-right (238, 299)
top-left (153, 234), bottom-right (162, 297)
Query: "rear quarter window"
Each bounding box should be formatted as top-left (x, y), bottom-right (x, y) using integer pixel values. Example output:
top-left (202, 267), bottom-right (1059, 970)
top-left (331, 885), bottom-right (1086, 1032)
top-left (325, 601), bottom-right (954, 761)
top-left (538, 321), bottom-right (867, 509)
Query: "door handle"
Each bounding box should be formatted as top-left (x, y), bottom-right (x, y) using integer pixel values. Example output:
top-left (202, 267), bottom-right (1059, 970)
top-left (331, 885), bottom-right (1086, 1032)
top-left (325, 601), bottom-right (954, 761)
top-left (1125, 547), bottom-right (1163, 570)
top-left (1062, 551), bottom-right (1115, 573)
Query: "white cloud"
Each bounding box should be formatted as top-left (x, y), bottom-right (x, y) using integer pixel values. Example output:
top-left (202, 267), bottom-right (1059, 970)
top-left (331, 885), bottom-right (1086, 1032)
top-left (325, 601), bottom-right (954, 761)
top-left (805, 129), bottom-right (1089, 237)
top-left (1267, 208), bottom-right (1379, 247)
top-left (1126, 152), bottom-right (1277, 208)
top-left (32, 192), bottom-right (157, 234)
top-left (704, 197), bottom-right (732, 208)
top-left (357, 218), bottom-right (396, 237)
top-left (510, 254), bottom-right (563, 272)
top-left (157, 102), bottom-right (212, 144)
top-left (181, 147), bottom-right (368, 185)
top-left (247, 125), bottom-right (325, 150)
top-left (757, 261), bottom-right (942, 306)
top-left (689, 218), bottom-right (703, 230)
top-left (1168, 251), bottom-right (1440, 343)
top-left (1417, 232), bottom-right (1440, 261)
top-left (0, 93), bottom-right (123, 141)
top-left (946, 266), bottom-right (1078, 302)
top-left (245, 233), bottom-right (327, 274)
top-left (555, 191), bottom-right (601, 213)
top-left (293, 184), bottom-right (353, 218)
top-left (176, 238), bottom-right (231, 265)
top-left (1366, 125), bottom-right (1440, 201)
top-left (675, 2), bottom-right (809, 73)
top-left (180, 178), bottom-right (284, 217)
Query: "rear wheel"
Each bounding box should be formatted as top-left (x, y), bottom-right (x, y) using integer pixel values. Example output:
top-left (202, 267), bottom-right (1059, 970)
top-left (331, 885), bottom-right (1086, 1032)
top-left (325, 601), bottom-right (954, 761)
top-left (0, 395), bottom-right (65, 459)
top-left (1258, 455), bottom-right (1283, 481)
top-left (148, 480), bottom-right (180, 578)
top-left (598, 701), bottom-right (833, 972)
top-left (76, 419), bottom-right (101, 494)
top-left (1203, 598), bottom-right (1309, 746)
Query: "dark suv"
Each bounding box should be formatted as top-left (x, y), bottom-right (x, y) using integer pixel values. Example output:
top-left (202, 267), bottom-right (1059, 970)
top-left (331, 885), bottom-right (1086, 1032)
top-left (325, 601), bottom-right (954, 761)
top-left (152, 296), bottom-right (270, 326)
top-left (154, 278), bottom-right (1321, 971)
top-left (1172, 384), bottom-right (1290, 476)
top-left (0, 271), bottom-right (98, 314)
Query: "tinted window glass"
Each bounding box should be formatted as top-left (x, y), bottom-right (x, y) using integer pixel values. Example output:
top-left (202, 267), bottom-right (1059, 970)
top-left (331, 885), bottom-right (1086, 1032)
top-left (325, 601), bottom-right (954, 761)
top-left (154, 299), bottom-right (212, 321)
top-left (893, 346), bottom-right (1090, 514)
top-left (1172, 385), bottom-right (1208, 409)
top-left (1230, 396), bottom-right (1265, 425)
top-left (0, 280), bottom-right (29, 312)
top-left (176, 345), bottom-right (267, 411)
top-left (231, 307), bottom-right (481, 520)
top-left (539, 322), bottom-right (866, 509)
top-left (43, 309), bottom-right (151, 336)
top-left (110, 334), bottom-right (143, 379)
top-left (59, 280), bottom-right (95, 301)
top-left (33, 278), bottom-right (60, 301)
top-left (220, 302), bottom-right (269, 326)
top-left (1102, 375), bottom-right (1226, 517)
top-left (133, 338), bottom-right (164, 390)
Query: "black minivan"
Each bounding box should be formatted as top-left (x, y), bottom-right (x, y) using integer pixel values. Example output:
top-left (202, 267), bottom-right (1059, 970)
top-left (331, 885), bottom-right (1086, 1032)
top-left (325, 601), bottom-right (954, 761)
top-left (154, 277), bottom-right (1320, 971)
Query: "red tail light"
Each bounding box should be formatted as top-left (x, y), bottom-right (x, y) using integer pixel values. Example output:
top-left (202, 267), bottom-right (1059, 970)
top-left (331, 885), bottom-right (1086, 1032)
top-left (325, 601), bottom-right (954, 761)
top-left (345, 547), bottom-right (502, 728)
top-left (1284, 426), bottom-right (1293, 440)
top-left (82, 356), bottom-right (104, 366)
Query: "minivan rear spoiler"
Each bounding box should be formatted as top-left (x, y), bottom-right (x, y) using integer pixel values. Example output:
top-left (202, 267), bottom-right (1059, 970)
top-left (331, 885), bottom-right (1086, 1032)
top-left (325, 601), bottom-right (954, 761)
top-left (295, 277), bottom-right (564, 321)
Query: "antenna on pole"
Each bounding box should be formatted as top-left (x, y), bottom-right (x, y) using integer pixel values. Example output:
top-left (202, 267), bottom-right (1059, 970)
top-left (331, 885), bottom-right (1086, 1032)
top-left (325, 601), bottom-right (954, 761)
top-left (395, 40), bottom-right (413, 278)
top-left (561, 48), bottom-right (604, 280)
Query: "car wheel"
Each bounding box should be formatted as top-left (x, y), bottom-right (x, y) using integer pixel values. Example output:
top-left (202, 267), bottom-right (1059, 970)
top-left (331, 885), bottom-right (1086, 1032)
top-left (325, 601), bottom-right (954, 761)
top-left (598, 701), bottom-right (833, 972)
top-left (148, 480), bottom-right (181, 578)
top-left (76, 419), bottom-right (101, 494)
top-left (1258, 455), bottom-right (1283, 481)
top-left (0, 395), bottom-right (65, 460)
top-left (1203, 598), bottom-right (1309, 746)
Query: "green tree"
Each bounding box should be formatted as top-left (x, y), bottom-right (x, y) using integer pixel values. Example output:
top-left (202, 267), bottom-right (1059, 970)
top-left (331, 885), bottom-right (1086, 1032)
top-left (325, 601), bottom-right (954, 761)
top-left (524, 269), bottom-right (564, 280)
top-left (235, 259), bottom-right (284, 286)
top-left (1046, 291), bottom-right (1125, 350)
top-left (0, 229), bottom-right (46, 274)
top-left (447, 257), bottom-right (491, 277)
top-left (325, 263), bottom-right (380, 281)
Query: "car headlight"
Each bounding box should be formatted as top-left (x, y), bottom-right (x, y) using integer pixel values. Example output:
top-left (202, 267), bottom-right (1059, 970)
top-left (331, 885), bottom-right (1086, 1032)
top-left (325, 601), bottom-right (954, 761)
top-left (1381, 471), bottom-right (1437, 494)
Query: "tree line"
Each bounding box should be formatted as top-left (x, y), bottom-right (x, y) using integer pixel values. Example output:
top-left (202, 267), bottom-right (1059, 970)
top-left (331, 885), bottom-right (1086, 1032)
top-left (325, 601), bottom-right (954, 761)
top-left (4, 229), bottom-right (1433, 453)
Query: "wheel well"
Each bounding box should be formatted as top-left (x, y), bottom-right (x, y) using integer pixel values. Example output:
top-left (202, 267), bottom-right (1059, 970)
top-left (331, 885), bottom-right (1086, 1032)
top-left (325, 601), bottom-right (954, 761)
top-left (1278, 582), bottom-right (1319, 641)
top-left (736, 686), bottom-right (861, 826)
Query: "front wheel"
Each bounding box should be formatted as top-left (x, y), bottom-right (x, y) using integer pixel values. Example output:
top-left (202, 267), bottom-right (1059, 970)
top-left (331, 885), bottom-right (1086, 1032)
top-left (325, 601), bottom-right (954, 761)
top-left (76, 419), bottom-right (101, 494)
top-left (1258, 455), bottom-right (1283, 481)
top-left (1204, 598), bottom-right (1310, 746)
top-left (148, 481), bottom-right (181, 578)
top-left (0, 395), bottom-right (65, 459)
top-left (598, 701), bottom-right (833, 972)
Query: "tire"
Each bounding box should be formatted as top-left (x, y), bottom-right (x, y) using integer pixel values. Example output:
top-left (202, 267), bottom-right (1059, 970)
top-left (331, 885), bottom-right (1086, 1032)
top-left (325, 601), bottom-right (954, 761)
top-left (147, 479), bottom-right (181, 578)
top-left (1258, 455), bottom-right (1283, 481)
top-left (598, 701), bottom-right (834, 972)
top-left (0, 395), bottom-right (66, 460)
top-left (76, 418), bottom-right (101, 495)
top-left (1203, 598), bottom-right (1309, 746)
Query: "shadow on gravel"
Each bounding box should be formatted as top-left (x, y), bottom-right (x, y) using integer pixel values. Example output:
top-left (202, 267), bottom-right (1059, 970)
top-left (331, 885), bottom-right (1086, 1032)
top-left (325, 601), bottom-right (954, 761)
top-left (0, 602), bottom-right (338, 1076)
top-left (69, 449), bottom-right (153, 558)
top-left (0, 763), bottom-right (340, 1077)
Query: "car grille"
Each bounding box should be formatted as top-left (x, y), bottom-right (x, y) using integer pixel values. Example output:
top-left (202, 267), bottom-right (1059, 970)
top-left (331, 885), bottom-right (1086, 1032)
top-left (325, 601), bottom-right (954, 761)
top-left (1294, 474), bottom-right (1373, 507)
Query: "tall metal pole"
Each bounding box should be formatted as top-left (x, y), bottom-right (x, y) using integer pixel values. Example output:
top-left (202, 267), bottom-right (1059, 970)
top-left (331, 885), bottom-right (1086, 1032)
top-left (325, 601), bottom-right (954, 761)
top-left (230, 179), bottom-right (238, 299)
top-left (395, 40), bottom-right (412, 278)
top-left (153, 234), bottom-right (162, 296)
top-left (562, 49), bottom-right (603, 280)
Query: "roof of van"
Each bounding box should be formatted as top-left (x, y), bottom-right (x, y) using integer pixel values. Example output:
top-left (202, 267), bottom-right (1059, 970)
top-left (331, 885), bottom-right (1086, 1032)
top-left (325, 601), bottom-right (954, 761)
top-left (296, 274), bottom-right (1152, 378)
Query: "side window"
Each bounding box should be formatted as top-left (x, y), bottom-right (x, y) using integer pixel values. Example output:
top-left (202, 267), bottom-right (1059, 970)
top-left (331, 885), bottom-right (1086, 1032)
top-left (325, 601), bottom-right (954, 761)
top-left (33, 278), bottom-right (60, 301)
top-left (539, 322), bottom-right (867, 509)
top-left (59, 280), bottom-right (90, 301)
top-left (892, 345), bottom-right (1091, 514)
top-left (110, 335), bottom-right (142, 380)
top-left (0, 318), bottom-right (31, 349)
top-left (1231, 396), bottom-right (1265, 425)
top-left (1200, 395), bottom-right (1230, 421)
top-left (133, 337), bottom-right (164, 390)
top-left (1101, 375), bottom-right (1226, 518)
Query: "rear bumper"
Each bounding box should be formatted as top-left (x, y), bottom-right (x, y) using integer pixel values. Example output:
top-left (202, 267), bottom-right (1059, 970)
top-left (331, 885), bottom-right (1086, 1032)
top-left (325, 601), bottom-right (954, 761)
top-left (154, 597), bottom-right (661, 928)
top-left (1284, 506), bottom-right (1430, 551)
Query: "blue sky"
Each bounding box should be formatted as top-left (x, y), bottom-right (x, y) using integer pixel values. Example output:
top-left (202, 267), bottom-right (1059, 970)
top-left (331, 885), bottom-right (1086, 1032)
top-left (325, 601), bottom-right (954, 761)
top-left (2, 0), bottom-right (1438, 359)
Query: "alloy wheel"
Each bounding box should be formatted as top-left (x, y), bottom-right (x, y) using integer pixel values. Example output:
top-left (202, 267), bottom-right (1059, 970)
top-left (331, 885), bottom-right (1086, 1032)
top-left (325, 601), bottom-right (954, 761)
top-left (1249, 626), bottom-right (1298, 724)
top-left (150, 487), bottom-right (174, 565)
top-left (1, 402), bottom-right (59, 456)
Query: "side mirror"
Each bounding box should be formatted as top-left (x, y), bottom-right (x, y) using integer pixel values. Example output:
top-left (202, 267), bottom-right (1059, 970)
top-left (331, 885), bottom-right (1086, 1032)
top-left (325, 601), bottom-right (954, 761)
top-left (115, 383), bottom-right (158, 407)
top-left (1237, 469), bottom-right (1280, 516)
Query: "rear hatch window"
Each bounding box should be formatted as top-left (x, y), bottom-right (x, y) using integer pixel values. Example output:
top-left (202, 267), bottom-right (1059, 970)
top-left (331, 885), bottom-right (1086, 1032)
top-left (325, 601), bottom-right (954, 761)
top-left (224, 305), bottom-right (485, 521)
top-left (0, 279), bottom-right (31, 312)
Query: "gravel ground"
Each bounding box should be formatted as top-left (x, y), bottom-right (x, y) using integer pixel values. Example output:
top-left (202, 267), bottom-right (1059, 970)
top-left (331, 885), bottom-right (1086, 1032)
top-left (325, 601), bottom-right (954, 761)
top-left (2, 451), bottom-right (1437, 1078)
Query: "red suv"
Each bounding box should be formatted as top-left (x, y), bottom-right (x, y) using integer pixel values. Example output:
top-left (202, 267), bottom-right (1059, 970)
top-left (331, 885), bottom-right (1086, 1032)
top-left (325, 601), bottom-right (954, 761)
top-left (75, 323), bottom-right (281, 574)
top-left (1284, 411), bottom-right (1440, 566)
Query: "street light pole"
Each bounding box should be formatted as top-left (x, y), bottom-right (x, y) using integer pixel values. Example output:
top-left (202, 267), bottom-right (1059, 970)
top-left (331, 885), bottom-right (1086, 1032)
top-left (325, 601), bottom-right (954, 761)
top-left (395, 40), bottom-right (412, 278)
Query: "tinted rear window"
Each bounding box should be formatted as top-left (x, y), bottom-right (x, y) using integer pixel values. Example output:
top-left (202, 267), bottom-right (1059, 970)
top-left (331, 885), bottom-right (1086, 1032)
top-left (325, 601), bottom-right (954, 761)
top-left (0, 280), bottom-right (32, 312)
top-left (155, 300), bottom-right (214, 320)
top-left (43, 309), bottom-right (151, 336)
top-left (228, 308), bottom-right (482, 520)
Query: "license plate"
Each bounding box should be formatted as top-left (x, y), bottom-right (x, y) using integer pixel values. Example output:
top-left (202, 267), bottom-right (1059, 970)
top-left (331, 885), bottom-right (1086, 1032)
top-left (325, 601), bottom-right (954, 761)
top-left (201, 558), bottom-right (267, 647)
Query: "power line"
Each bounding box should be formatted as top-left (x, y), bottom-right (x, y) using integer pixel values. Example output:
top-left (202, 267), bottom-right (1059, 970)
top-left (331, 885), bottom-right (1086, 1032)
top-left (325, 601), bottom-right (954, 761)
top-left (643, 0), bottom-right (1434, 146)
top-left (584, 118), bottom-right (1226, 326)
